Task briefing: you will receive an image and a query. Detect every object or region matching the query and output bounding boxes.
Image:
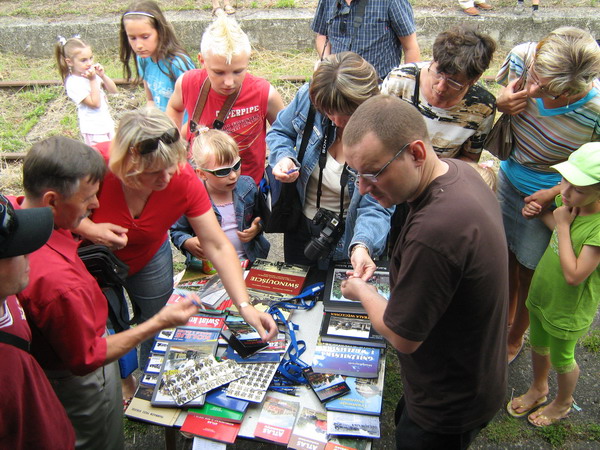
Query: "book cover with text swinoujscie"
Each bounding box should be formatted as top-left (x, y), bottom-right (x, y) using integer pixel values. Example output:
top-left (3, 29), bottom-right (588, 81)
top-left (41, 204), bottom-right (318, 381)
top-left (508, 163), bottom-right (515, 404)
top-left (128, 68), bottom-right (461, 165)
top-left (254, 395), bottom-right (300, 445)
top-left (319, 311), bottom-right (386, 349)
top-left (244, 259), bottom-right (309, 297)
top-left (323, 263), bottom-right (390, 314)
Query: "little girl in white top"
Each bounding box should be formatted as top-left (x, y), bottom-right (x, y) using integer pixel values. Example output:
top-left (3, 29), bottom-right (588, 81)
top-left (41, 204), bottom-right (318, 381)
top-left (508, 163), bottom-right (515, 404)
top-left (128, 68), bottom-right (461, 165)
top-left (55, 36), bottom-right (118, 146)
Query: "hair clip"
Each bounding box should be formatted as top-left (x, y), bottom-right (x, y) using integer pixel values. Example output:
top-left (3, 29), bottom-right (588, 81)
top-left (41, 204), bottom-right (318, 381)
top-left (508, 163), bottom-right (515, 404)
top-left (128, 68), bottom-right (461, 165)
top-left (57, 35), bottom-right (67, 46)
top-left (123, 11), bottom-right (155, 19)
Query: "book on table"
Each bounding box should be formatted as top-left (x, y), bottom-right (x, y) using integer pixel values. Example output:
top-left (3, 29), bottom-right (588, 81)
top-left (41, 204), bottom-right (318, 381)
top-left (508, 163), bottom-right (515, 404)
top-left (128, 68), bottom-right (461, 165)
top-left (322, 262), bottom-right (390, 314)
top-left (319, 311), bottom-right (386, 349)
top-left (221, 316), bottom-right (269, 358)
top-left (303, 366), bottom-right (351, 403)
top-left (325, 355), bottom-right (386, 416)
top-left (326, 411), bottom-right (380, 439)
top-left (188, 403), bottom-right (245, 424)
top-left (253, 395), bottom-right (300, 445)
top-left (125, 384), bottom-right (182, 427)
top-left (150, 340), bottom-right (218, 407)
top-left (180, 414), bottom-right (240, 444)
top-left (311, 341), bottom-right (381, 379)
top-left (288, 407), bottom-right (328, 450)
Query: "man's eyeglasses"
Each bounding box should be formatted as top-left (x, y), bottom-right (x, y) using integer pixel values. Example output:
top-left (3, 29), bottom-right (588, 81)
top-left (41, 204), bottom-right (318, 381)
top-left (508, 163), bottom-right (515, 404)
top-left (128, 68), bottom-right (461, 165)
top-left (131, 128), bottom-right (180, 155)
top-left (527, 64), bottom-right (561, 100)
top-left (428, 63), bottom-right (466, 91)
top-left (354, 142), bottom-right (411, 185)
top-left (200, 158), bottom-right (242, 177)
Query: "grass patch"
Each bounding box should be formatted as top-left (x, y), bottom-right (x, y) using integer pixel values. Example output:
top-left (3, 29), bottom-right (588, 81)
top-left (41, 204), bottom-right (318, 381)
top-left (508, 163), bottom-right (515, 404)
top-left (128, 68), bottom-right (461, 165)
top-left (535, 422), bottom-right (570, 447)
top-left (481, 416), bottom-right (533, 444)
top-left (580, 329), bottom-right (600, 353)
top-left (274, 0), bottom-right (296, 7)
top-left (0, 86), bottom-right (62, 152)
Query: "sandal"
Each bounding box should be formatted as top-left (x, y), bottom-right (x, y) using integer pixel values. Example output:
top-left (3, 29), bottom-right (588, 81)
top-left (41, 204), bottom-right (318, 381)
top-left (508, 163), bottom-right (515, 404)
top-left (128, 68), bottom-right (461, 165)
top-left (224, 4), bottom-right (236, 14)
top-left (527, 405), bottom-right (572, 427)
top-left (212, 6), bottom-right (224, 16)
top-left (123, 396), bottom-right (133, 413)
top-left (506, 395), bottom-right (547, 418)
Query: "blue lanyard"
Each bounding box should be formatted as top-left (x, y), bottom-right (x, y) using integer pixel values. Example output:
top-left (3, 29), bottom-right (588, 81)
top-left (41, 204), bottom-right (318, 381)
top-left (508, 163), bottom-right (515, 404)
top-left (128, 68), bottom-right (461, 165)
top-left (267, 283), bottom-right (324, 386)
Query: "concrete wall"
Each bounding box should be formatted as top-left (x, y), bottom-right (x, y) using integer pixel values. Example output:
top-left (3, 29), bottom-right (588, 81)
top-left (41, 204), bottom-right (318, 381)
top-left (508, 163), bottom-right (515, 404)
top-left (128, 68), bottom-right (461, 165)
top-left (0, 8), bottom-right (598, 58)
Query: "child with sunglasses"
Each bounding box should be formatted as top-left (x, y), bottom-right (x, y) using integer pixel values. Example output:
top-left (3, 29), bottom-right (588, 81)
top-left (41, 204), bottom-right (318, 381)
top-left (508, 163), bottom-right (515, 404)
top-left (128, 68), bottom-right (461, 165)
top-left (171, 129), bottom-right (270, 271)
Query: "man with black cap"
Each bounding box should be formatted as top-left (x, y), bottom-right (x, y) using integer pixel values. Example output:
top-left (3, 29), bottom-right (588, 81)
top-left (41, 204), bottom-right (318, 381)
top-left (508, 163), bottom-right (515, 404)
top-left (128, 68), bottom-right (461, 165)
top-left (0, 194), bottom-right (75, 449)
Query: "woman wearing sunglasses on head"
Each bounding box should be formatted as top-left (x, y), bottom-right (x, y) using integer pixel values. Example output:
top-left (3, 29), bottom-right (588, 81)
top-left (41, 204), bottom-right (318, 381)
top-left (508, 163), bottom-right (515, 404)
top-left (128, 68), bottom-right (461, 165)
top-left (494, 27), bottom-right (600, 364)
top-left (76, 107), bottom-right (277, 364)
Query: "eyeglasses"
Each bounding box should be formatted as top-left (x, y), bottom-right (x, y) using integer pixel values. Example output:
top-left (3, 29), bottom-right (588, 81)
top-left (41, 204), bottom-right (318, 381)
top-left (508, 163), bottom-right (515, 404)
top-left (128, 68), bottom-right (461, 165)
top-left (354, 142), bottom-right (411, 185)
top-left (526, 64), bottom-right (561, 100)
top-left (132, 128), bottom-right (180, 155)
top-left (338, 4), bottom-right (350, 34)
top-left (427, 63), bottom-right (466, 91)
top-left (0, 194), bottom-right (17, 251)
top-left (200, 158), bottom-right (242, 177)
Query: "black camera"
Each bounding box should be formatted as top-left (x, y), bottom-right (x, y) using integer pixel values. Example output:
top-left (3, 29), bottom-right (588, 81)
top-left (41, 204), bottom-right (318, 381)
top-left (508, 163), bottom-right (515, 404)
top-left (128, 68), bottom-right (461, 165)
top-left (304, 209), bottom-right (345, 261)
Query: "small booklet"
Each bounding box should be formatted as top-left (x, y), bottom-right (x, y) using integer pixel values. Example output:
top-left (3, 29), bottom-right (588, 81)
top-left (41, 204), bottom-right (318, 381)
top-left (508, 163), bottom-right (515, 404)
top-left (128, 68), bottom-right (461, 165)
top-left (326, 411), bottom-right (380, 439)
top-left (254, 395), bottom-right (300, 445)
top-left (221, 317), bottom-right (268, 358)
top-left (303, 366), bottom-right (350, 403)
top-left (288, 407), bottom-right (328, 450)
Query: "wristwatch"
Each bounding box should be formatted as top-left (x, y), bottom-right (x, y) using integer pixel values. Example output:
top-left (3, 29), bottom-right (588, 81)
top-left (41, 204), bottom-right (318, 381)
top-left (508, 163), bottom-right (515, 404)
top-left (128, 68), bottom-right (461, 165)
top-left (350, 243), bottom-right (370, 256)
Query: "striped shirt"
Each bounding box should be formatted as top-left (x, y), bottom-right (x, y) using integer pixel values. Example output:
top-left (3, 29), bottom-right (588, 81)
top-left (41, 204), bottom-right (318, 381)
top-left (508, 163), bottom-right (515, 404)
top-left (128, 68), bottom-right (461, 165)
top-left (311, 0), bottom-right (416, 80)
top-left (497, 43), bottom-right (600, 174)
top-left (382, 62), bottom-right (496, 159)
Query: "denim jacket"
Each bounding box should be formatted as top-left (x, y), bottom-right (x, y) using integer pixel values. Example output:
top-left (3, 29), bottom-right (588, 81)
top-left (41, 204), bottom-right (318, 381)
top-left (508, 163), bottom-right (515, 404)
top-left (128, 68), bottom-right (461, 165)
top-left (266, 83), bottom-right (394, 262)
top-left (170, 175), bottom-right (270, 264)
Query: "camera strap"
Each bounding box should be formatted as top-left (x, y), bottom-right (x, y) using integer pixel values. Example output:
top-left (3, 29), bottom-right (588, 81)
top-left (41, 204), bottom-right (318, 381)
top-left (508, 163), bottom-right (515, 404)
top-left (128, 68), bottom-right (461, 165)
top-left (315, 120), bottom-right (350, 219)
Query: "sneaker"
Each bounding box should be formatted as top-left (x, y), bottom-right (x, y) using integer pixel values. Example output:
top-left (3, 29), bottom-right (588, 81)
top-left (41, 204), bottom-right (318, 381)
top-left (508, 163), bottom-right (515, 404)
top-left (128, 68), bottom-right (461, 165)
top-left (532, 9), bottom-right (542, 23)
top-left (514, 3), bottom-right (525, 14)
top-left (463, 7), bottom-right (480, 15)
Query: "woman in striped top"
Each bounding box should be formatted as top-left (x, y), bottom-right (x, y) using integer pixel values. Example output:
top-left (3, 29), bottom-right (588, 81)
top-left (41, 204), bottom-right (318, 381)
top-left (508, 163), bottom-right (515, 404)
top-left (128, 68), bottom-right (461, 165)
top-left (494, 27), bottom-right (600, 364)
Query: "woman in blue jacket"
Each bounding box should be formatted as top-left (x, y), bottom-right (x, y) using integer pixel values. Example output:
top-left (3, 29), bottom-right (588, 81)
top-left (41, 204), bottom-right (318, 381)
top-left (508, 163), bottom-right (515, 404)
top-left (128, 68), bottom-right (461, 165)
top-left (267, 52), bottom-right (393, 278)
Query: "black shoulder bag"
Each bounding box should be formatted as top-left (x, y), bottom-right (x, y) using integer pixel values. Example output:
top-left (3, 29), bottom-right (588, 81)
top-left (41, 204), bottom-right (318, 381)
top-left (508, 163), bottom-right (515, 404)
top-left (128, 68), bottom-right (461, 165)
top-left (264, 105), bottom-right (316, 233)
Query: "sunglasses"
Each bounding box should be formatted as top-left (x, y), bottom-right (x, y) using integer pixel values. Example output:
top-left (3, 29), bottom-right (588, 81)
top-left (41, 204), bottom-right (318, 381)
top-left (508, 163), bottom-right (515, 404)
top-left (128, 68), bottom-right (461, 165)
top-left (200, 159), bottom-right (242, 177)
top-left (132, 128), bottom-right (180, 155)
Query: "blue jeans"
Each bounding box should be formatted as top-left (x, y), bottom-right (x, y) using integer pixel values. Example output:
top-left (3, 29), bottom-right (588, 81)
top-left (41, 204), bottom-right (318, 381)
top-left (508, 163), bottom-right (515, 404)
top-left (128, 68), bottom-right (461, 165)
top-left (124, 239), bottom-right (173, 365)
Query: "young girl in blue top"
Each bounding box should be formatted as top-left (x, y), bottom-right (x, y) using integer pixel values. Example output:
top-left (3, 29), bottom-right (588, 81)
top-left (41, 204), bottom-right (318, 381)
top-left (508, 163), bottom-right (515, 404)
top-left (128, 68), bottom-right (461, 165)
top-left (171, 129), bottom-right (270, 270)
top-left (120, 0), bottom-right (194, 112)
top-left (507, 142), bottom-right (600, 427)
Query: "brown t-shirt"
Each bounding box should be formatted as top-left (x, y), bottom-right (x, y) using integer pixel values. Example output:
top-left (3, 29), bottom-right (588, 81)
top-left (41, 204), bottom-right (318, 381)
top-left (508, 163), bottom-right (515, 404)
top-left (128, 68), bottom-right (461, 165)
top-left (384, 159), bottom-right (508, 434)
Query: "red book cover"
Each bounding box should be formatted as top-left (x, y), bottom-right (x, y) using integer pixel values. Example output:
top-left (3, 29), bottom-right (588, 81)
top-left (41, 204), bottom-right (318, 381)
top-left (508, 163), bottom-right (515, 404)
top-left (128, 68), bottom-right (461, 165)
top-left (253, 396), bottom-right (299, 445)
top-left (180, 414), bottom-right (240, 444)
top-left (245, 269), bottom-right (306, 296)
top-left (183, 315), bottom-right (225, 329)
top-left (244, 259), bottom-right (309, 296)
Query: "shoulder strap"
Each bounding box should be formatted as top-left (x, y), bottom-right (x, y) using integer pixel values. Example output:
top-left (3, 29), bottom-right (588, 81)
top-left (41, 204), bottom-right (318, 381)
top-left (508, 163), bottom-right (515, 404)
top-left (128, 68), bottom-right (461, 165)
top-left (190, 78), bottom-right (212, 131)
top-left (0, 329), bottom-right (30, 353)
top-left (189, 78), bottom-right (240, 133)
top-left (297, 105), bottom-right (316, 165)
top-left (412, 63), bottom-right (421, 107)
top-left (349, 0), bottom-right (369, 50)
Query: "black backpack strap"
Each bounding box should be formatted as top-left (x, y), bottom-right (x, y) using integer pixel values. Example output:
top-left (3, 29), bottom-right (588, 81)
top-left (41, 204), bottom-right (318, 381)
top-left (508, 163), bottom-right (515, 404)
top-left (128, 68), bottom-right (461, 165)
top-left (0, 329), bottom-right (30, 353)
top-left (412, 63), bottom-right (421, 108)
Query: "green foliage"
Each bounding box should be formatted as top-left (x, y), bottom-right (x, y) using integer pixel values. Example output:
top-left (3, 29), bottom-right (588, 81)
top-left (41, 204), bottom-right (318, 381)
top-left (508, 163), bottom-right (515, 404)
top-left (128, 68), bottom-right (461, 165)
top-left (536, 422), bottom-right (569, 447)
top-left (274, 0), bottom-right (295, 8)
top-left (481, 416), bottom-right (533, 444)
top-left (580, 329), bottom-right (600, 353)
top-left (250, 1), bottom-right (259, 7)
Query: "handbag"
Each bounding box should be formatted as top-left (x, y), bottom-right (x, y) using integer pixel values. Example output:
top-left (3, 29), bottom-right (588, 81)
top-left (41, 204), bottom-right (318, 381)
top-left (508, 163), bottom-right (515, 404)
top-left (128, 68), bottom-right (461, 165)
top-left (263, 105), bottom-right (316, 233)
top-left (484, 47), bottom-right (531, 160)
